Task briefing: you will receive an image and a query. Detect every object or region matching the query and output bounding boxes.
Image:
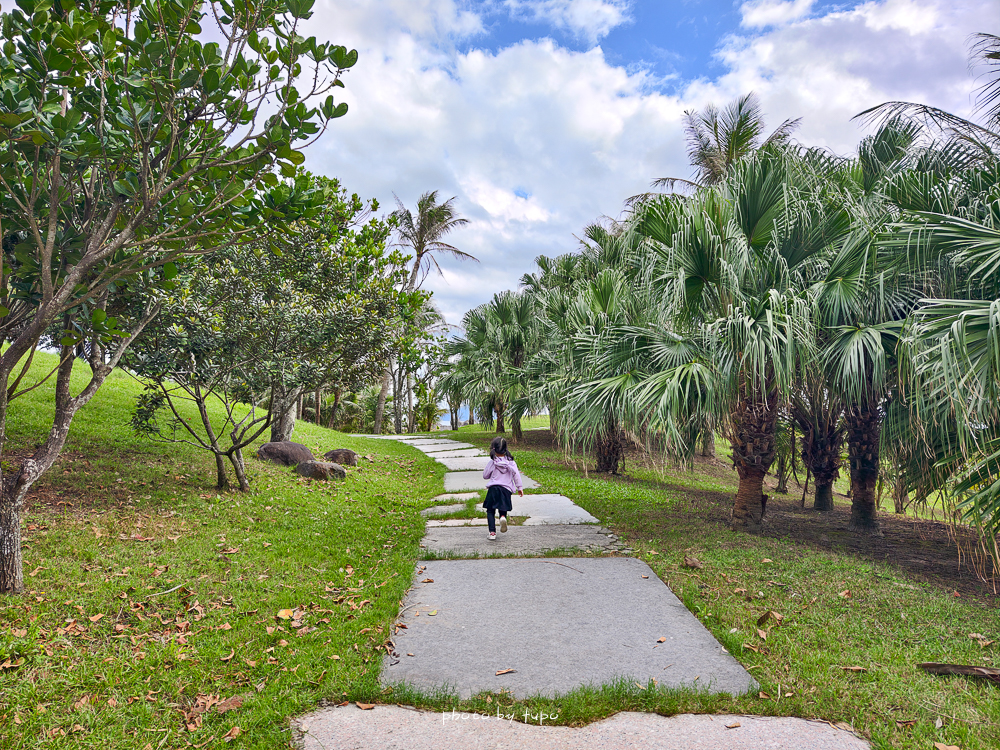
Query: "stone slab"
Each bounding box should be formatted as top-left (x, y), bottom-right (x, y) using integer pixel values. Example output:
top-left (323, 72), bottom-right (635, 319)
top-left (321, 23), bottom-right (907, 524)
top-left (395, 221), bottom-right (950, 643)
top-left (445, 472), bottom-right (540, 492)
top-left (420, 525), bottom-right (619, 557)
top-left (426, 518), bottom-right (489, 527)
top-left (296, 705), bottom-right (870, 750)
top-left (382, 558), bottom-right (756, 698)
top-left (419, 447), bottom-right (482, 457)
top-left (495, 494), bottom-right (597, 525)
top-left (432, 493), bottom-right (481, 502)
top-left (420, 503), bottom-right (467, 517)
top-left (436, 456), bottom-right (491, 471)
top-left (405, 439), bottom-right (471, 448)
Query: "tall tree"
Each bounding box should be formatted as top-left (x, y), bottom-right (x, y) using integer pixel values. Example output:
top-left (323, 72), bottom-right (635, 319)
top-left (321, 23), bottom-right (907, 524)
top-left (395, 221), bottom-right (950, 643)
top-left (0, 0), bottom-right (355, 594)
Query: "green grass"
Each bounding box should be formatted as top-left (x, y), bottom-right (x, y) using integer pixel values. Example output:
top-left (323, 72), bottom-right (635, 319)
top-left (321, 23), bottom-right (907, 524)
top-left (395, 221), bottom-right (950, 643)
top-left (455, 414), bottom-right (550, 434)
top-left (4, 368), bottom-right (1000, 749)
top-left (0, 354), bottom-right (445, 748)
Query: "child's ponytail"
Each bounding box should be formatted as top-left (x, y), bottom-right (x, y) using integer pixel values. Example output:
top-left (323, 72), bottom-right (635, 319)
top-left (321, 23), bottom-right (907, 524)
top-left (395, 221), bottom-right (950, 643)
top-left (489, 436), bottom-right (514, 461)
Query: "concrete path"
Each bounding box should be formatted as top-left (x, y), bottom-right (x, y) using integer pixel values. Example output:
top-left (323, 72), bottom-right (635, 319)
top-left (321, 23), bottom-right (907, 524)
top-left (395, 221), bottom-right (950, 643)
top-left (437, 456), bottom-right (491, 471)
top-left (420, 503), bottom-right (467, 517)
top-left (420, 524), bottom-right (620, 556)
top-left (296, 705), bottom-right (869, 750)
top-left (424, 448), bottom-right (485, 459)
top-left (383, 557), bottom-right (755, 699)
top-left (502, 494), bottom-right (598, 524)
top-left (445, 471), bottom-right (541, 492)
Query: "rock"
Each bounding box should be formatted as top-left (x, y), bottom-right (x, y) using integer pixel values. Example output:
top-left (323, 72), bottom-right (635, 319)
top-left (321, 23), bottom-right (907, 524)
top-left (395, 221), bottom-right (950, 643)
top-left (257, 441), bottom-right (314, 466)
top-left (295, 460), bottom-right (347, 480)
top-left (323, 448), bottom-right (358, 467)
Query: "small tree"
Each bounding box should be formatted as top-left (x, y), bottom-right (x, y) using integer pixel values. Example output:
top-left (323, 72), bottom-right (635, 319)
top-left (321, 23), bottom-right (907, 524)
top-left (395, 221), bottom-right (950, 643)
top-left (127, 179), bottom-right (405, 489)
top-left (0, 0), bottom-right (357, 593)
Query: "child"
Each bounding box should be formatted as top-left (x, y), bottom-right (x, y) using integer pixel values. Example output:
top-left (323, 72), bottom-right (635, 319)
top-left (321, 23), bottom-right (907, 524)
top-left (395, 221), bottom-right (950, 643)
top-left (482, 436), bottom-right (523, 541)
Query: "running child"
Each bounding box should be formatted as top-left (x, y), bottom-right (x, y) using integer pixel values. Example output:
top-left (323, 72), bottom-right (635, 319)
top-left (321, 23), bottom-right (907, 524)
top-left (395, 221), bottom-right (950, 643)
top-left (482, 436), bottom-right (523, 541)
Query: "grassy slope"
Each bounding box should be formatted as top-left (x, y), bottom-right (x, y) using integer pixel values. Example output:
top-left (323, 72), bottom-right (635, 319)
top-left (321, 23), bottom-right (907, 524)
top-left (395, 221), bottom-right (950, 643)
top-left (0, 353), bottom-right (444, 748)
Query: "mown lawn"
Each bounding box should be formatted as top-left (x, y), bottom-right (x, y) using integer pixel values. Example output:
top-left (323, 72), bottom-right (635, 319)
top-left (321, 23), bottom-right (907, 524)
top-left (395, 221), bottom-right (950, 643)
top-left (0, 354), bottom-right (444, 748)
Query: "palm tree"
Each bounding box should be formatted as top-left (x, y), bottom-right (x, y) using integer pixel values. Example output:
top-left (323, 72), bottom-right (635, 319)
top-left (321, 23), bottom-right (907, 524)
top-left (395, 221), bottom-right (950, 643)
top-left (652, 92), bottom-right (800, 191)
top-left (373, 190), bottom-right (476, 433)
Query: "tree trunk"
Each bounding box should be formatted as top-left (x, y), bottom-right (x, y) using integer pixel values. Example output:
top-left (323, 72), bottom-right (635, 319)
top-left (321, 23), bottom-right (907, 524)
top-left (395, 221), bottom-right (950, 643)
top-left (374, 369), bottom-right (391, 435)
top-left (406, 372), bottom-right (414, 433)
top-left (775, 451), bottom-right (789, 494)
top-left (732, 467), bottom-right (766, 531)
top-left (229, 450), bottom-right (250, 492)
top-left (512, 415), bottom-right (523, 442)
top-left (269, 385), bottom-right (303, 443)
top-left (495, 403), bottom-right (505, 434)
top-left (894, 471), bottom-right (908, 514)
top-left (727, 374), bottom-right (778, 532)
top-left (595, 415), bottom-right (624, 473)
top-left (813, 481), bottom-right (834, 511)
top-left (0, 497), bottom-right (23, 596)
top-left (846, 399), bottom-right (882, 535)
top-left (467, 403), bottom-right (474, 426)
top-left (393, 367), bottom-right (404, 434)
top-left (314, 386), bottom-right (322, 426)
top-left (214, 453), bottom-right (230, 490)
top-left (701, 426), bottom-right (715, 457)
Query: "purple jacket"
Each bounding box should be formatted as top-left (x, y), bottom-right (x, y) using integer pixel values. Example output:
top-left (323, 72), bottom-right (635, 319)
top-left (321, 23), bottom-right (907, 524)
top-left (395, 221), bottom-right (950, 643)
top-left (482, 456), bottom-right (523, 493)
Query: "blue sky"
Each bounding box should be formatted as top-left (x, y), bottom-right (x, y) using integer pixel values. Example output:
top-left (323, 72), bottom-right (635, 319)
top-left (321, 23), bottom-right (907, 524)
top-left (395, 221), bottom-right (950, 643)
top-left (298, 0), bottom-right (997, 326)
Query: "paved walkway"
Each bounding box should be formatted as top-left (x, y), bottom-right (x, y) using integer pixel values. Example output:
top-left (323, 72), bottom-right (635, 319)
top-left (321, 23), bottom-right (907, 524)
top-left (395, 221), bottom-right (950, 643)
top-left (307, 434), bottom-right (871, 749)
top-left (297, 705), bottom-right (870, 750)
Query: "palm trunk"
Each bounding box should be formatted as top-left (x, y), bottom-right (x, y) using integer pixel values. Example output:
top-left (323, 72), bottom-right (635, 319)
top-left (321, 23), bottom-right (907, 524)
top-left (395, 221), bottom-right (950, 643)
top-left (467, 403), bottom-right (474, 426)
top-left (512, 415), bottom-right (523, 442)
top-left (845, 399), bottom-right (882, 534)
top-left (373, 369), bottom-right (391, 435)
top-left (701, 424), bottom-right (715, 457)
top-left (775, 450), bottom-right (789, 493)
top-left (495, 403), bottom-right (505, 434)
top-left (595, 414), bottom-right (624, 473)
top-left (727, 375), bottom-right (778, 532)
top-left (813, 481), bottom-right (834, 511)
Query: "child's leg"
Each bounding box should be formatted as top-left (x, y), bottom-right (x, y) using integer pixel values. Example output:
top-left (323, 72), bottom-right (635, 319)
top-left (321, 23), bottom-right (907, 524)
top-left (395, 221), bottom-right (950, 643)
top-left (487, 509), bottom-right (496, 533)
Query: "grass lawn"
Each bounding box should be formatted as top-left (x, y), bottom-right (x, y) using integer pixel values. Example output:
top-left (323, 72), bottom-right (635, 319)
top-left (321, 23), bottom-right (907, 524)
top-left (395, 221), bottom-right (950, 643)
top-left (4, 372), bottom-right (999, 749)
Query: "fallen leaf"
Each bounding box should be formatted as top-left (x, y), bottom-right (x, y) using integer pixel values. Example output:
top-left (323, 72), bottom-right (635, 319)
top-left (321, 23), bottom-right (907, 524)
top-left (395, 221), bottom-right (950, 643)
top-left (331, 655), bottom-right (340, 660)
top-left (216, 695), bottom-right (244, 714)
top-left (933, 744), bottom-right (960, 750)
top-left (495, 669), bottom-right (516, 676)
top-left (761, 558), bottom-right (773, 563)
top-left (221, 547), bottom-right (240, 555)
top-left (726, 721), bottom-right (741, 729)
top-left (969, 633), bottom-right (995, 648)
top-left (263, 542), bottom-right (272, 548)
top-left (107, 698), bottom-right (118, 708)
top-left (427, 610), bottom-right (437, 616)
top-left (935, 718), bottom-right (945, 729)
top-left (657, 637), bottom-right (667, 643)
top-left (682, 555), bottom-right (703, 569)
top-left (841, 666), bottom-right (867, 673)
top-left (220, 650), bottom-right (235, 662)
top-left (759, 691), bottom-right (771, 699)
top-left (838, 590), bottom-right (851, 599)
top-left (218, 622), bottom-right (232, 631)
top-left (356, 703), bottom-right (375, 710)
top-left (89, 613), bottom-right (104, 623)
top-left (895, 719), bottom-right (917, 728)
top-left (421, 578), bottom-right (434, 583)
top-left (276, 609), bottom-right (294, 620)
top-left (641, 575), bottom-right (649, 579)
top-left (72, 695), bottom-right (93, 711)
top-left (222, 726), bottom-right (241, 742)
top-left (757, 629), bottom-right (768, 640)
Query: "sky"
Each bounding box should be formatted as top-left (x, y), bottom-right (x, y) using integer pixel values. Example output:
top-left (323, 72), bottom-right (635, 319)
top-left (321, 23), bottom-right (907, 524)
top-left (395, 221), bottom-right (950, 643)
top-left (297, 0), bottom-right (998, 328)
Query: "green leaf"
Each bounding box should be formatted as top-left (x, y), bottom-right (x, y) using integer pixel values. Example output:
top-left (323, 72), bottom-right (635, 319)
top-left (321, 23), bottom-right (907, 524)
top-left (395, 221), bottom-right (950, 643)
top-left (164, 261), bottom-right (178, 279)
top-left (92, 309), bottom-right (107, 324)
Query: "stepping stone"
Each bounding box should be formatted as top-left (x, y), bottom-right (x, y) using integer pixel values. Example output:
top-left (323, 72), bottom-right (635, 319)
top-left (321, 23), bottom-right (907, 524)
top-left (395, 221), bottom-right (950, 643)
top-left (445, 472), bottom-right (539, 492)
top-left (432, 493), bottom-right (480, 502)
top-left (420, 503), bottom-right (467, 517)
top-left (425, 518), bottom-right (488, 527)
top-left (424, 449), bottom-right (485, 459)
top-left (500, 494), bottom-right (597, 525)
top-left (403, 439), bottom-right (469, 448)
top-left (435, 456), bottom-right (490, 471)
top-left (383, 557), bottom-right (756, 698)
top-left (417, 444), bottom-right (478, 454)
top-left (295, 705), bottom-right (870, 750)
top-left (420, 524), bottom-right (619, 557)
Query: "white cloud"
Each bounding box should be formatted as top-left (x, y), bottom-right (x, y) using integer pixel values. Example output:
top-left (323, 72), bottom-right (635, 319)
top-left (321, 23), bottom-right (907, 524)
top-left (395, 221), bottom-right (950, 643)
top-left (741, 0), bottom-right (815, 28)
top-left (503, 0), bottom-right (632, 42)
top-left (298, 0), bottom-right (994, 327)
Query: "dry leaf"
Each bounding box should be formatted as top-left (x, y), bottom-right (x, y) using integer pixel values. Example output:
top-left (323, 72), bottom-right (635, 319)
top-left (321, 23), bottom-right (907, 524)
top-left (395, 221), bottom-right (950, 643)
top-left (838, 590), bottom-right (851, 599)
top-left (356, 703), bottom-right (375, 710)
top-left (641, 575), bottom-right (649, 579)
top-left (657, 637), bottom-right (667, 643)
top-left (933, 744), bottom-right (960, 750)
top-left (221, 547), bottom-right (240, 555)
top-left (421, 578), bottom-right (434, 583)
top-left (682, 555), bottom-right (703, 569)
top-left (276, 609), bottom-right (294, 620)
top-left (841, 666), bottom-right (867, 673)
top-left (331, 655), bottom-right (340, 660)
top-left (761, 558), bottom-right (773, 563)
top-left (726, 721), bottom-right (741, 729)
top-left (89, 613), bottom-right (104, 623)
top-left (263, 542), bottom-right (272, 548)
top-left (759, 691), bottom-right (770, 699)
top-left (220, 649), bottom-right (235, 662)
top-left (222, 726), bottom-right (241, 742)
top-left (757, 628), bottom-right (768, 640)
top-left (495, 669), bottom-right (516, 676)
top-left (935, 718), bottom-right (945, 729)
top-left (107, 698), bottom-right (118, 708)
top-left (216, 695), bottom-right (244, 714)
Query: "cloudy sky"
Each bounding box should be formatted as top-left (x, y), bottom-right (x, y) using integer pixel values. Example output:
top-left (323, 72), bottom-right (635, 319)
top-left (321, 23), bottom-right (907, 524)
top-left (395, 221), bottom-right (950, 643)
top-left (299, 0), bottom-right (997, 327)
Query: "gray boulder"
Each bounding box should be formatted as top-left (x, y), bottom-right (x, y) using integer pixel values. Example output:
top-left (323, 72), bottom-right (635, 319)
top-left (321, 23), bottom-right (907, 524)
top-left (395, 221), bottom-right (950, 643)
top-left (257, 441), bottom-right (314, 466)
top-left (295, 460), bottom-right (347, 480)
top-left (323, 448), bottom-right (358, 467)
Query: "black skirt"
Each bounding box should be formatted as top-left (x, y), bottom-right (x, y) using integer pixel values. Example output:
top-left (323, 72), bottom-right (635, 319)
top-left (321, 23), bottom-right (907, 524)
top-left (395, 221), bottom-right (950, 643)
top-left (483, 485), bottom-right (513, 513)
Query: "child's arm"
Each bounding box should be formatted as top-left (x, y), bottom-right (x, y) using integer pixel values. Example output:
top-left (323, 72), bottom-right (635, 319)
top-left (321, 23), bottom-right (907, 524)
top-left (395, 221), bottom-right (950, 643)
top-left (482, 459), bottom-right (495, 480)
top-left (513, 461), bottom-right (524, 494)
